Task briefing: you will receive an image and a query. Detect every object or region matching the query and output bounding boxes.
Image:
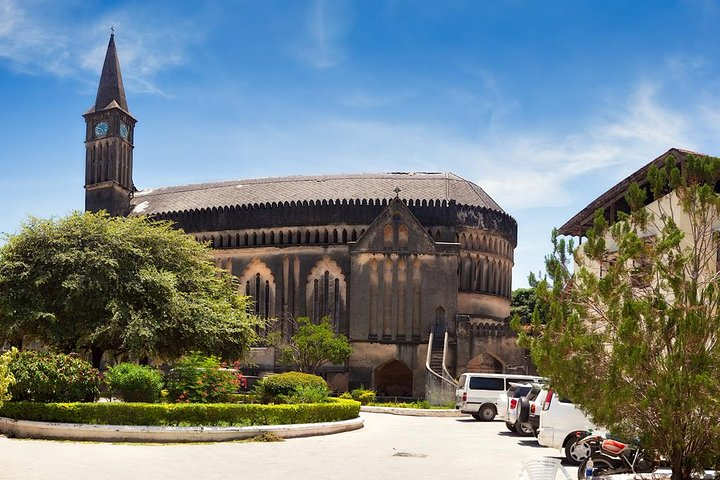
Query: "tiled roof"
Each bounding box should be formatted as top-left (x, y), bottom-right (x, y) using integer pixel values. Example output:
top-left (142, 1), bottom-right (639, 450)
top-left (130, 172), bottom-right (504, 216)
top-left (558, 147), bottom-right (708, 236)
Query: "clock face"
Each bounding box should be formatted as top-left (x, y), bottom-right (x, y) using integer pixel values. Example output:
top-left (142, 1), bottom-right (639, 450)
top-left (119, 122), bottom-right (129, 139)
top-left (94, 121), bottom-right (109, 138)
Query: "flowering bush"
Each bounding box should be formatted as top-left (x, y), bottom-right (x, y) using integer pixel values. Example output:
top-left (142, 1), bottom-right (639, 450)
top-left (8, 350), bottom-right (100, 402)
top-left (0, 349), bottom-right (17, 408)
top-left (165, 352), bottom-right (244, 403)
top-left (104, 363), bottom-right (164, 403)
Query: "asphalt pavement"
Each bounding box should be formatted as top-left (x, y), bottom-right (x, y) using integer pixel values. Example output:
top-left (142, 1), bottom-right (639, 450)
top-left (0, 412), bottom-right (579, 480)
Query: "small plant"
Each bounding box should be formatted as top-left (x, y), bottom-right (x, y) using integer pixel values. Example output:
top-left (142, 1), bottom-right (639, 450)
top-left (165, 352), bottom-right (243, 403)
top-left (254, 372), bottom-right (329, 404)
top-left (8, 350), bottom-right (100, 402)
top-left (104, 363), bottom-right (164, 403)
top-left (350, 388), bottom-right (376, 405)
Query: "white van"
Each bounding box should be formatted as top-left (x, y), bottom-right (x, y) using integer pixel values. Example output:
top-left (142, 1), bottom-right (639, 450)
top-left (455, 373), bottom-right (544, 421)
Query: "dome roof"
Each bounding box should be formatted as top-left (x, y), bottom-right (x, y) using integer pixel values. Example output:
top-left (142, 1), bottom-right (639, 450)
top-left (130, 172), bottom-right (504, 215)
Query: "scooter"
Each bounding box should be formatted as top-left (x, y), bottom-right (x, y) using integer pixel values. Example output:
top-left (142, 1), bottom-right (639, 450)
top-left (576, 431), bottom-right (656, 479)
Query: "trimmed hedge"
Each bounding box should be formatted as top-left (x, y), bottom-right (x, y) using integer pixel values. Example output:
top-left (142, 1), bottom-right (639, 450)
top-left (0, 398), bottom-right (360, 427)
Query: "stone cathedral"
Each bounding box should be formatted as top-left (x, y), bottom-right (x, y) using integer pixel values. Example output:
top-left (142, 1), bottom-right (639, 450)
top-left (84, 35), bottom-right (532, 397)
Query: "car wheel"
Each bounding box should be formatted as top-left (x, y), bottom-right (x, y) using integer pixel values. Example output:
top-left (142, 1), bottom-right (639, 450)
top-left (505, 421), bottom-right (515, 432)
top-left (478, 405), bottom-right (496, 421)
top-left (565, 436), bottom-right (593, 465)
top-left (514, 419), bottom-right (534, 436)
top-left (471, 412), bottom-right (482, 421)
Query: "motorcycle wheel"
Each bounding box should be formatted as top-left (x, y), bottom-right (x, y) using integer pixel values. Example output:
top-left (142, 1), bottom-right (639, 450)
top-left (577, 454), bottom-right (623, 479)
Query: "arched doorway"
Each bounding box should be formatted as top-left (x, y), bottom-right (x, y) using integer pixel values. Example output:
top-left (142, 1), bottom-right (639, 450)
top-left (466, 353), bottom-right (503, 373)
top-left (373, 359), bottom-right (413, 397)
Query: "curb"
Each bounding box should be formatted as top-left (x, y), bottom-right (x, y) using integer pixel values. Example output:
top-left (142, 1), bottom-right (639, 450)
top-left (0, 416), bottom-right (364, 443)
top-left (360, 406), bottom-right (463, 417)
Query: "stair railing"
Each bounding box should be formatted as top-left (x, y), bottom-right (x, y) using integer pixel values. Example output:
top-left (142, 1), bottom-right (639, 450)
top-left (426, 331), bottom-right (457, 387)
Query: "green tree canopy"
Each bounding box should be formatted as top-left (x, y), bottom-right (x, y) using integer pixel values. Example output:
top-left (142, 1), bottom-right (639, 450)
top-left (510, 287), bottom-right (539, 324)
top-left (275, 316), bottom-right (353, 374)
top-left (518, 155), bottom-right (720, 480)
top-left (0, 211), bottom-right (262, 365)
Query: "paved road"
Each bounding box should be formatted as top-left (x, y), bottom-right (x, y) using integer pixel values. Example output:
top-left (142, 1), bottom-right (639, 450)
top-left (0, 413), bottom-right (579, 480)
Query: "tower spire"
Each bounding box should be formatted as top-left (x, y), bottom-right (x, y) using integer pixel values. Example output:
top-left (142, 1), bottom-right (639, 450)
top-left (94, 33), bottom-right (128, 112)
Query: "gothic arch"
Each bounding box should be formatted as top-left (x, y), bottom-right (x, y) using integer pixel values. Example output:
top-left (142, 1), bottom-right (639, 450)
top-left (466, 352), bottom-right (504, 373)
top-left (398, 224), bottom-right (409, 249)
top-left (238, 258), bottom-right (276, 321)
top-left (373, 359), bottom-right (413, 397)
top-left (383, 224), bottom-right (393, 249)
top-left (306, 256), bottom-right (347, 327)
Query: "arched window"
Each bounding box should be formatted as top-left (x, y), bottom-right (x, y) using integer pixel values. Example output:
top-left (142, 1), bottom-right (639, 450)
top-left (306, 257), bottom-right (347, 329)
top-left (239, 259), bottom-right (276, 334)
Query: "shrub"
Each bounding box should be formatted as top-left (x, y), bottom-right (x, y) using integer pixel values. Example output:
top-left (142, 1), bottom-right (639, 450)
top-left (350, 388), bottom-right (376, 405)
top-left (254, 372), bottom-right (328, 404)
top-left (165, 352), bottom-right (242, 403)
top-left (0, 349), bottom-right (16, 408)
top-left (8, 351), bottom-right (100, 402)
top-left (281, 385), bottom-right (331, 404)
top-left (104, 363), bottom-right (164, 403)
top-left (0, 398), bottom-right (361, 426)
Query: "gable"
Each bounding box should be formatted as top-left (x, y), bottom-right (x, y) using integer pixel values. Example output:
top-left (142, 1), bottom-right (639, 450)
top-left (350, 197), bottom-right (436, 254)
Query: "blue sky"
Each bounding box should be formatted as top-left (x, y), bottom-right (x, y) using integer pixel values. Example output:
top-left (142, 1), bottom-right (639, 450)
top-left (2, 0), bottom-right (720, 288)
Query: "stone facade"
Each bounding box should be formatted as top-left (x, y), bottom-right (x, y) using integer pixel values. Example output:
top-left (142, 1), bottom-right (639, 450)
top-left (83, 34), bottom-right (534, 397)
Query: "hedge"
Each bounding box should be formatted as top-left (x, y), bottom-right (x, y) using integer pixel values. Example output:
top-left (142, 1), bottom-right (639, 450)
top-left (0, 398), bottom-right (360, 427)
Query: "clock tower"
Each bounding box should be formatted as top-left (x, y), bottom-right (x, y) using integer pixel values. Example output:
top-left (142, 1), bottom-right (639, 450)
top-left (83, 33), bottom-right (136, 216)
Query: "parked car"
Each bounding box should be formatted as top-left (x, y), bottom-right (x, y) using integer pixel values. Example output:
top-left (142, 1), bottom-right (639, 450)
top-left (455, 373), bottom-right (542, 421)
top-left (517, 385), bottom-right (547, 435)
top-left (505, 383), bottom-right (543, 436)
top-left (497, 382), bottom-right (533, 433)
top-left (536, 387), bottom-right (597, 465)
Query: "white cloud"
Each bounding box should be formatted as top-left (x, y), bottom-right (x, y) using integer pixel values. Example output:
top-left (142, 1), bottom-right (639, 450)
top-left (294, 0), bottom-right (351, 69)
top-left (0, 0), bottom-right (191, 95)
top-left (185, 81), bottom-right (696, 216)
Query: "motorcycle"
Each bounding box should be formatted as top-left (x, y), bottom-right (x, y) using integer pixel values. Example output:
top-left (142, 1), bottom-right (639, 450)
top-left (576, 431), bottom-right (657, 479)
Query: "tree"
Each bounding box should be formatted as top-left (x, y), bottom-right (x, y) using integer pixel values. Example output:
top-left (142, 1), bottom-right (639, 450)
top-left (518, 154), bottom-right (720, 480)
top-left (510, 287), bottom-right (539, 324)
top-left (274, 316), bottom-right (353, 374)
top-left (0, 211), bottom-right (263, 366)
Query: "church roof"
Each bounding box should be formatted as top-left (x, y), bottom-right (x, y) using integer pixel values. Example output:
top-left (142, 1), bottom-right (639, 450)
top-left (92, 34), bottom-right (129, 113)
top-left (130, 172), bottom-right (504, 216)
